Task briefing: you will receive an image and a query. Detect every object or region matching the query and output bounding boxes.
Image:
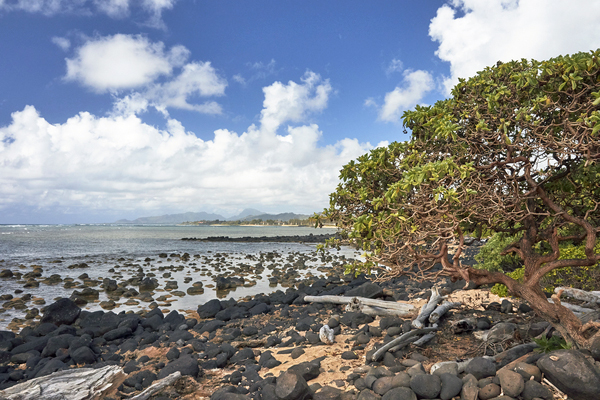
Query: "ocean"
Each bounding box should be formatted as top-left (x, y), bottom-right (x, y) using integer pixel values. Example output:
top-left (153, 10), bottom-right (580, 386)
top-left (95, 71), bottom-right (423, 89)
top-left (0, 224), bottom-right (355, 330)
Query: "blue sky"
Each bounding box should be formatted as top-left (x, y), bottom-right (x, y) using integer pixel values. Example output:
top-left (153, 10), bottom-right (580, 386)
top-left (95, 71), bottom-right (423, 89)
top-left (1, 0), bottom-right (599, 224)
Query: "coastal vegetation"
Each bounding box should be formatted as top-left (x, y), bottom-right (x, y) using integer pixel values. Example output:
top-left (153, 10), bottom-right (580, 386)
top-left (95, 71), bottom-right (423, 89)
top-left (318, 49), bottom-right (600, 350)
top-left (181, 218), bottom-right (316, 226)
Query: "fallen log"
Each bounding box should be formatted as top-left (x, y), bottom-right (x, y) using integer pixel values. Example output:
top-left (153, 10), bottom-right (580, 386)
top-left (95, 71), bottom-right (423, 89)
top-left (554, 287), bottom-right (600, 305)
top-left (412, 286), bottom-right (445, 329)
top-left (547, 299), bottom-right (595, 316)
top-left (0, 365), bottom-right (125, 400)
top-left (372, 327), bottom-right (438, 361)
top-left (429, 301), bottom-right (461, 324)
top-left (303, 295), bottom-right (417, 317)
top-left (130, 372), bottom-right (181, 400)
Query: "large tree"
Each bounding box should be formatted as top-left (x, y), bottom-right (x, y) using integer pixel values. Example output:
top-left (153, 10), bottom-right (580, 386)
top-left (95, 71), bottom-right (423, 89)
top-left (322, 50), bottom-right (600, 349)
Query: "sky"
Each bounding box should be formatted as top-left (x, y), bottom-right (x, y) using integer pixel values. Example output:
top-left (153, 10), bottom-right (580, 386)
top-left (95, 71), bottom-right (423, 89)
top-left (1, 0), bottom-right (600, 224)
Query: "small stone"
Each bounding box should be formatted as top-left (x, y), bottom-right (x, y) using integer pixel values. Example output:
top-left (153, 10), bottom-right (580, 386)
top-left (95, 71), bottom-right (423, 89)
top-left (513, 362), bottom-right (542, 382)
top-left (478, 383), bottom-right (501, 400)
top-left (496, 368), bottom-right (524, 397)
top-left (464, 357), bottom-right (496, 379)
top-left (409, 373), bottom-right (441, 399)
top-left (521, 379), bottom-right (553, 400)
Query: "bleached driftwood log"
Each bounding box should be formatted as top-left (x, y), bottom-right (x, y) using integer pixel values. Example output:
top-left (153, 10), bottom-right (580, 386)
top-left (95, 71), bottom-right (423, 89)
top-left (547, 299), bottom-right (595, 316)
top-left (412, 286), bottom-right (445, 329)
top-left (303, 295), bottom-right (417, 317)
top-left (130, 372), bottom-right (181, 400)
top-left (0, 365), bottom-right (124, 400)
top-left (554, 287), bottom-right (600, 305)
top-left (372, 327), bottom-right (438, 361)
top-left (413, 332), bottom-right (436, 347)
top-left (429, 301), bottom-right (461, 324)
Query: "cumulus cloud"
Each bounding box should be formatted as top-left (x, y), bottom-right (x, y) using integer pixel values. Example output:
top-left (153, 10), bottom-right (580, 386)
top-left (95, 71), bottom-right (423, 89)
top-left (143, 62), bottom-right (227, 115)
top-left (65, 34), bottom-right (184, 92)
top-left (430, 0), bottom-right (600, 94)
top-left (378, 70), bottom-right (434, 123)
top-left (0, 0), bottom-right (176, 27)
top-left (65, 34), bottom-right (225, 115)
top-left (0, 74), bottom-right (374, 219)
top-left (260, 71), bottom-right (332, 133)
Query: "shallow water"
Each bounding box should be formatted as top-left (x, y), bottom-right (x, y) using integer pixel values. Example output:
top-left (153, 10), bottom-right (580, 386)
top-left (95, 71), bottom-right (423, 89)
top-left (0, 224), bottom-right (358, 330)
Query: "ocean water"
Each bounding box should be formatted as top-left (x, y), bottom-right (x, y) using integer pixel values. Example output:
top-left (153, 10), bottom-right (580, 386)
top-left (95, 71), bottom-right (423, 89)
top-left (0, 224), bottom-right (355, 330)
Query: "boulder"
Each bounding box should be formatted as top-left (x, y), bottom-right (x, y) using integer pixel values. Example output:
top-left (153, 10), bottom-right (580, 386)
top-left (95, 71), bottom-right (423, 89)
top-left (40, 298), bottom-right (81, 326)
top-left (198, 299), bottom-right (222, 319)
top-left (345, 282), bottom-right (383, 299)
top-left (537, 349), bottom-right (600, 400)
top-left (275, 371), bottom-right (312, 400)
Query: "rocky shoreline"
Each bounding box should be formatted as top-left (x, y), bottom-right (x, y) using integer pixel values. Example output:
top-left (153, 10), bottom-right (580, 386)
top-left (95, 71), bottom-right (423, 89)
top-left (181, 233), bottom-right (340, 243)
top-left (1, 266), bottom-right (599, 399)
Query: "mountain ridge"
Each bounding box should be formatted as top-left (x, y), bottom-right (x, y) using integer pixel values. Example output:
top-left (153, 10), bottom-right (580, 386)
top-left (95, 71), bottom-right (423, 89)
top-left (115, 209), bottom-right (312, 224)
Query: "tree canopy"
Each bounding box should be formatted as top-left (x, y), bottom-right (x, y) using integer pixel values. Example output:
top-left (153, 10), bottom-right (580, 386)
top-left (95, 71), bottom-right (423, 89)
top-left (321, 49), bottom-right (600, 348)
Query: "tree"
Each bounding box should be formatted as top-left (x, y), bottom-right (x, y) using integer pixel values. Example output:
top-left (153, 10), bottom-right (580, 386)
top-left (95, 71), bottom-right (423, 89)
top-left (321, 50), bottom-right (600, 349)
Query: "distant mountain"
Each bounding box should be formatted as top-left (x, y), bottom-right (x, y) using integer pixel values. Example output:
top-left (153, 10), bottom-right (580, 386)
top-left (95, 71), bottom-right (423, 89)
top-left (226, 208), bottom-right (264, 221)
top-left (241, 212), bottom-right (311, 222)
top-left (115, 211), bottom-right (226, 224)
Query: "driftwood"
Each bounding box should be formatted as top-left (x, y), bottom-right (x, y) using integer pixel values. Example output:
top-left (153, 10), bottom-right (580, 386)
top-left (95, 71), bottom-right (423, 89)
top-left (303, 295), bottom-right (417, 317)
top-left (429, 301), bottom-right (461, 324)
top-left (547, 299), bottom-right (595, 316)
top-left (554, 287), bottom-right (600, 305)
top-left (372, 327), bottom-right (438, 361)
top-left (413, 332), bottom-right (436, 347)
top-left (0, 365), bottom-right (125, 400)
top-left (412, 286), bottom-right (445, 329)
top-left (130, 372), bottom-right (181, 400)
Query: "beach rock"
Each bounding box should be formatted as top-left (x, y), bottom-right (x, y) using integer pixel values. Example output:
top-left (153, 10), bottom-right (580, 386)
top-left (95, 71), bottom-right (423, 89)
top-left (521, 379), bottom-right (553, 400)
top-left (288, 361), bottom-right (321, 381)
top-left (461, 374), bottom-right (479, 400)
top-left (439, 372), bottom-right (462, 400)
top-left (409, 373), bottom-right (440, 399)
top-left (513, 362), bottom-right (542, 382)
top-left (276, 370), bottom-right (312, 400)
top-left (198, 299), bottom-right (223, 318)
top-left (537, 349), bottom-right (600, 400)
top-left (464, 357), bottom-right (496, 379)
top-left (70, 346), bottom-right (96, 364)
top-left (103, 326), bottom-right (132, 341)
top-left (345, 282), bottom-right (383, 299)
top-left (372, 374), bottom-right (410, 395)
top-left (381, 387), bottom-right (416, 400)
top-left (157, 355), bottom-right (200, 379)
top-left (478, 383), bottom-right (501, 400)
top-left (40, 298), bottom-right (81, 326)
top-left (496, 368), bottom-right (524, 397)
top-left (137, 277), bottom-right (158, 292)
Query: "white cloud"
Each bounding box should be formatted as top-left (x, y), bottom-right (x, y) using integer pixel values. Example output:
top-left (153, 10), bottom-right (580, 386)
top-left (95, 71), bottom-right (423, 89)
top-left (430, 0), bottom-right (600, 94)
top-left (378, 70), bottom-right (434, 123)
top-left (0, 74), bottom-right (373, 218)
top-left (93, 0), bottom-right (129, 18)
top-left (66, 34), bottom-right (225, 115)
top-left (233, 74), bottom-right (246, 85)
top-left (386, 58), bottom-right (404, 76)
top-left (65, 34), bottom-right (181, 92)
top-left (51, 36), bottom-right (71, 51)
top-left (0, 0), bottom-right (176, 26)
top-left (260, 71), bottom-right (332, 133)
top-left (143, 62), bottom-right (227, 115)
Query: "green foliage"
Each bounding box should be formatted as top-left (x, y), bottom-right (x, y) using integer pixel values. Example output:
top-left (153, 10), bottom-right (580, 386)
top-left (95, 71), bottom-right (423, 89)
top-left (533, 335), bottom-right (571, 353)
top-left (491, 267), bottom-right (525, 297)
top-left (475, 233), bottom-right (522, 273)
top-left (323, 48), bottom-right (600, 290)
